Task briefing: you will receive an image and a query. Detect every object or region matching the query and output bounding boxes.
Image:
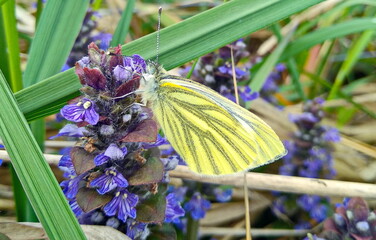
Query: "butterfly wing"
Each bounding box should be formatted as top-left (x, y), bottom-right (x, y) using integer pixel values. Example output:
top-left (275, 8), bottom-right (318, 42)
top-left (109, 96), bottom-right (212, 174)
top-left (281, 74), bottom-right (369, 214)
top-left (152, 76), bottom-right (286, 175)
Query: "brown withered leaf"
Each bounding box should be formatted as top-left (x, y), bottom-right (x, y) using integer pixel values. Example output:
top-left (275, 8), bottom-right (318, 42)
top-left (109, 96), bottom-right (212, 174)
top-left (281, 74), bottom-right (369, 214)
top-left (136, 184), bottom-right (167, 224)
top-left (115, 76), bottom-right (140, 97)
top-left (121, 119), bottom-right (157, 143)
top-left (128, 157), bottom-right (164, 186)
top-left (76, 188), bottom-right (112, 213)
top-left (70, 147), bottom-right (96, 175)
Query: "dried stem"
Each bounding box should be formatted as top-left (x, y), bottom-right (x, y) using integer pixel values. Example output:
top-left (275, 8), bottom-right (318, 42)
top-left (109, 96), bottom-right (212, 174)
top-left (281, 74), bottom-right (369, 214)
top-left (1, 150), bottom-right (375, 198)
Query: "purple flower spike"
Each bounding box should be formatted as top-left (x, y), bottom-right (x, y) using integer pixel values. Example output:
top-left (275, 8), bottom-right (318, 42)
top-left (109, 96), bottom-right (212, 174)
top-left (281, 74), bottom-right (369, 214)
top-left (104, 189), bottom-right (139, 222)
top-left (94, 153), bottom-right (110, 166)
top-left (49, 124), bottom-right (87, 139)
top-left (165, 193), bottom-right (185, 223)
top-left (184, 192), bottom-right (211, 220)
top-left (60, 98), bottom-right (99, 125)
top-left (104, 143), bottom-right (126, 160)
top-left (90, 168), bottom-right (128, 194)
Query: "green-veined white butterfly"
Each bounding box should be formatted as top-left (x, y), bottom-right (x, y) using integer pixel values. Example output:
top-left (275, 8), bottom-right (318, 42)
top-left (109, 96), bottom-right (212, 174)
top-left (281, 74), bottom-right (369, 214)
top-left (138, 60), bottom-right (286, 175)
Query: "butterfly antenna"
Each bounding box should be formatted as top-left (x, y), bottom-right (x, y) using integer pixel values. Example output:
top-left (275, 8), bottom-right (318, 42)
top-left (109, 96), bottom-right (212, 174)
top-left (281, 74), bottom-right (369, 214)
top-left (156, 7), bottom-right (162, 63)
top-left (230, 45), bottom-right (239, 105)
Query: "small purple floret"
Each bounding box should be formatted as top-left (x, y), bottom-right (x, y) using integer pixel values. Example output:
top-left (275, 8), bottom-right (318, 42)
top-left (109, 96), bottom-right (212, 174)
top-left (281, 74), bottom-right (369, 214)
top-left (49, 124), bottom-right (87, 139)
top-left (165, 193), bottom-right (185, 223)
top-left (60, 98), bottom-right (99, 125)
top-left (104, 189), bottom-right (139, 222)
top-left (90, 168), bottom-right (128, 194)
top-left (184, 192), bottom-right (211, 220)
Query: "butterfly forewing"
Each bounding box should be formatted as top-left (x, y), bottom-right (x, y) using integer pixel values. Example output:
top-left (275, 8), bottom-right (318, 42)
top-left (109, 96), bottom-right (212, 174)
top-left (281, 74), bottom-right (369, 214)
top-left (150, 75), bottom-right (286, 175)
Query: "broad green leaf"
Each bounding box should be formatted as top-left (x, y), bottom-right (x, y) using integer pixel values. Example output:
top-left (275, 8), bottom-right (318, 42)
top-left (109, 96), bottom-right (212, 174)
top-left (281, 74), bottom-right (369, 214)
top-left (110, 0), bottom-right (135, 47)
top-left (281, 18), bottom-right (376, 61)
top-left (121, 0), bottom-right (325, 70)
top-left (16, 0), bottom-right (325, 121)
top-left (23, 0), bottom-right (90, 87)
top-left (0, 71), bottom-right (86, 239)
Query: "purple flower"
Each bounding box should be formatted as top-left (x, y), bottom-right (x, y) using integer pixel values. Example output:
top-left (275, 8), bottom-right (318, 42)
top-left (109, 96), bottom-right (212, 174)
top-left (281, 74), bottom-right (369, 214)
top-left (103, 189), bottom-right (139, 222)
top-left (126, 219), bottom-right (149, 239)
top-left (123, 54), bottom-right (146, 74)
top-left (60, 98), bottom-right (99, 125)
top-left (69, 199), bottom-right (83, 217)
top-left (279, 163), bottom-right (295, 176)
top-left (218, 64), bottom-right (247, 78)
top-left (104, 143), bottom-right (127, 160)
top-left (49, 124), bottom-right (87, 139)
top-left (58, 154), bottom-right (75, 178)
top-left (165, 193), bottom-right (185, 223)
top-left (90, 167), bottom-right (128, 194)
top-left (213, 188), bottom-right (232, 202)
top-left (94, 153), bottom-right (111, 166)
top-left (273, 196), bottom-right (288, 214)
top-left (61, 175), bottom-right (81, 199)
top-left (113, 65), bottom-right (132, 83)
top-left (310, 204), bottom-right (328, 222)
top-left (239, 86), bottom-right (259, 102)
top-left (289, 112), bottom-right (318, 124)
top-left (295, 221), bottom-right (311, 230)
top-left (95, 144), bottom-right (128, 166)
top-left (78, 57), bottom-right (90, 68)
top-left (171, 186), bottom-right (188, 202)
top-left (275, 63), bottom-right (286, 72)
top-left (92, 32), bottom-right (112, 50)
top-left (142, 135), bottom-right (169, 149)
top-left (323, 127), bottom-right (340, 142)
top-left (297, 195), bottom-right (321, 211)
top-left (184, 192), bottom-right (211, 220)
top-left (106, 217), bottom-right (120, 229)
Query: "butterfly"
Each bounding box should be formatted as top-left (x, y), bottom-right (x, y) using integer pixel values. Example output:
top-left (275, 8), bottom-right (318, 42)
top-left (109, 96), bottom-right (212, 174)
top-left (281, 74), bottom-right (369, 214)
top-left (138, 60), bottom-right (286, 175)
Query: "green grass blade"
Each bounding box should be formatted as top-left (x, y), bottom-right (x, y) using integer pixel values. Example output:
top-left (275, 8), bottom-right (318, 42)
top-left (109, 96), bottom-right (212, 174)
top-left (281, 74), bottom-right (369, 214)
top-left (249, 25), bottom-right (295, 93)
top-left (0, 71), bottom-right (86, 239)
top-left (327, 27), bottom-right (375, 99)
top-left (23, 0), bottom-right (90, 87)
top-left (110, 0), bottom-right (135, 47)
top-left (16, 0), bottom-right (325, 121)
top-left (281, 18), bottom-right (376, 61)
top-left (270, 23), bottom-right (306, 100)
top-left (2, 0), bottom-right (38, 222)
top-left (0, 0), bottom-right (8, 7)
top-left (1, 0), bottom-right (22, 91)
top-left (121, 0), bottom-right (325, 70)
top-left (16, 69), bottom-right (81, 122)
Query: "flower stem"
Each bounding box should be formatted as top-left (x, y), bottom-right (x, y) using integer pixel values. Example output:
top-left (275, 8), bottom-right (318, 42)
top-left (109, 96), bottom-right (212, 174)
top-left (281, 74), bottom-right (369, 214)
top-left (186, 214), bottom-right (199, 240)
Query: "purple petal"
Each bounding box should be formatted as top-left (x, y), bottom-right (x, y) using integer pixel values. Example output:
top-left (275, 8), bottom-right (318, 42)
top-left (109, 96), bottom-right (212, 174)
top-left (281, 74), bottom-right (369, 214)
top-left (104, 144), bottom-right (125, 160)
top-left (94, 153), bottom-right (110, 166)
top-left (50, 124), bottom-right (87, 139)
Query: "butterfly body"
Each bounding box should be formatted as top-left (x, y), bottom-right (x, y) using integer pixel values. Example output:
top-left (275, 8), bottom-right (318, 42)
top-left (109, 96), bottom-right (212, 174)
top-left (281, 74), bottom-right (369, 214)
top-left (140, 61), bottom-right (286, 175)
